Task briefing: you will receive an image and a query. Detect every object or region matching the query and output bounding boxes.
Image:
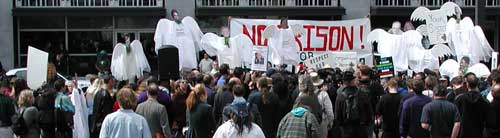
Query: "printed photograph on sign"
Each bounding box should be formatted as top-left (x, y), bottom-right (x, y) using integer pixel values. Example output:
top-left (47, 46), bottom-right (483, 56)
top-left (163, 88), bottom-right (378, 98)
top-left (254, 52), bottom-right (265, 65)
top-left (331, 52), bottom-right (357, 71)
top-left (251, 46), bottom-right (268, 71)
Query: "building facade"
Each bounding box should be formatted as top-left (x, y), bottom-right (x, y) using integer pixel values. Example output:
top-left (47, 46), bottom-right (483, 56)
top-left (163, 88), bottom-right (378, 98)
top-left (0, 0), bottom-right (499, 74)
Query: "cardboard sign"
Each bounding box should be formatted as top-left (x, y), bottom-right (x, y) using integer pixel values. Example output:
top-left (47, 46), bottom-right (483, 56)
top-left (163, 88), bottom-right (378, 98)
top-left (305, 52), bottom-right (332, 69)
top-left (27, 46), bottom-right (49, 90)
top-left (375, 56), bottom-right (395, 78)
top-left (492, 52), bottom-right (498, 70)
top-left (251, 46), bottom-right (268, 71)
top-left (331, 52), bottom-right (357, 71)
top-left (426, 10), bottom-right (448, 44)
top-left (230, 18), bottom-right (372, 65)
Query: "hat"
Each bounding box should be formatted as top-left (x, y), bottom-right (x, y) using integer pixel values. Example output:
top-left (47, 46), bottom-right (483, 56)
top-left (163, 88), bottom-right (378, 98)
top-left (310, 72), bottom-right (324, 86)
top-left (229, 101), bottom-right (249, 117)
top-left (342, 71), bottom-right (356, 81)
top-left (323, 64), bottom-right (333, 69)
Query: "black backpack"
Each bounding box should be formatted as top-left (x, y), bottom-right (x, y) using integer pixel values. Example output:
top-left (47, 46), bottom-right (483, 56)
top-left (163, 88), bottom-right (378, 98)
top-left (13, 109), bottom-right (28, 135)
top-left (342, 89), bottom-right (360, 123)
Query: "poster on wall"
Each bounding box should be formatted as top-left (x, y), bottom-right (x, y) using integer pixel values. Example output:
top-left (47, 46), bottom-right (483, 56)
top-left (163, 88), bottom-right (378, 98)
top-left (251, 46), bottom-right (268, 71)
top-left (230, 18), bottom-right (372, 66)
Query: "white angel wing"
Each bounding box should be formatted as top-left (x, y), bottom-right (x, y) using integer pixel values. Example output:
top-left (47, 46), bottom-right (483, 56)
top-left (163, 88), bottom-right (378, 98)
top-left (367, 29), bottom-right (390, 48)
top-left (130, 40), bottom-right (151, 77)
top-left (182, 16), bottom-right (204, 52)
top-left (439, 59), bottom-right (460, 78)
top-left (467, 63), bottom-right (491, 78)
top-left (231, 34), bottom-right (254, 65)
top-left (201, 33), bottom-right (224, 56)
top-left (460, 17), bottom-right (475, 31)
top-left (263, 25), bottom-right (278, 39)
top-left (290, 24), bottom-right (306, 36)
top-left (416, 25), bottom-right (428, 36)
top-left (411, 7), bottom-right (431, 22)
top-left (430, 44), bottom-right (454, 58)
top-left (471, 26), bottom-right (494, 61)
top-left (111, 43), bottom-right (126, 81)
top-left (440, 2), bottom-right (462, 17)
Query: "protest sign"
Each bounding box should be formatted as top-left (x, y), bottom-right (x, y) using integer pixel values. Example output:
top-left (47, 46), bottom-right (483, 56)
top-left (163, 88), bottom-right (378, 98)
top-left (425, 10), bottom-right (448, 44)
top-left (230, 18), bottom-right (372, 65)
top-left (27, 46), bottom-right (48, 90)
top-left (331, 52), bottom-right (357, 71)
top-left (375, 56), bottom-right (395, 78)
top-left (305, 52), bottom-right (332, 69)
top-left (251, 46), bottom-right (268, 71)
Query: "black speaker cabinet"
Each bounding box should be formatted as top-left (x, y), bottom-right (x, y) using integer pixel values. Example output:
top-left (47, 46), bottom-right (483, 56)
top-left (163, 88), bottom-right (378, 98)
top-left (157, 45), bottom-right (180, 81)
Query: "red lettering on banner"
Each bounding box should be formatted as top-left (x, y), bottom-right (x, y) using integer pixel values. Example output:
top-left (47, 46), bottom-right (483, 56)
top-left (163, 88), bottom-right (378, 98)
top-left (295, 35), bottom-right (303, 50)
top-left (329, 26), bottom-right (341, 51)
top-left (359, 25), bottom-right (365, 49)
top-left (242, 25), bottom-right (255, 45)
top-left (303, 25), bottom-right (315, 51)
top-left (341, 26), bottom-right (354, 50)
top-left (257, 25), bottom-right (267, 46)
top-left (315, 26), bottom-right (328, 51)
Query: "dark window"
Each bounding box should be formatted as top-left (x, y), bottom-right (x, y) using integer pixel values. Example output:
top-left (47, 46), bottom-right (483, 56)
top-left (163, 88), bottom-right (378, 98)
top-left (115, 16), bottom-right (159, 29)
top-left (19, 31), bottom-right (65, 54)
top-left (19, 16), bottom-right (65, 29)
top-left (68, 16), bottom-right (113, 29)
top-left (68, 55), bottom-right (103, 76)
top-left (68, 31), bottom-right (113, 54)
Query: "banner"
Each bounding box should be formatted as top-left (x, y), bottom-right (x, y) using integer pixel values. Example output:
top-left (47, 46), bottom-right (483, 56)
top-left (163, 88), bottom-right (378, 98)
top-left (251, 46), bottom-right (268, 71)
top-left (305, 52), bottom-right (332, 69)
top-left (331, 52), bottom-right (357, 71)
top-left (426, 10), bottom-right (448, 44)
top-left (230, 18), bottom-right (372, 66)
top-left (27, 46), bottom-right (49, 90)
top-left (375, 56), bottom-right (395, 78)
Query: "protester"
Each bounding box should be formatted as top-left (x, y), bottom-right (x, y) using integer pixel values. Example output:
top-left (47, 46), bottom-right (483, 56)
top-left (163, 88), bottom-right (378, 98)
top-left (86, 78), bottom-right (104, 117)
top-left (484, 84), bottom-right (500, 137)
top-left (54, 79), bottom-right (74, 138)
top-left (400, 79), bottom-right (431, 138)
top-left (277, 95), bottom-right (320, 138)
top-left (247, 77), bottom-right (279, 138)
top-left (455, 73), bottom-right (489, 138)
top-left (91, 75), bottom-right (115, 138)
top-left (137, 78), bottom-right (171, 108)
top-left (216, 64), bottom-right (230, 87)
top-left (335, 71), bottom-right (372, 138)
top-left (481, 69), bottom-right (500, 103)
top-left (446, 76), bottom-right (466, 102)
top-left (423, 76), bottom-right (438, 97)
top-left (16, 89), bottom-right (39, 138)
top-left (0, 84), bottom-right (16, 138)
top-left (420, 85), bottom-right (461, 138)
top-left (357, 65), bottom-right (383, 138)
top-left (213, 100), bottom-right (265, 138)
top-left (310, 72), bottom-right (334, 138)
top-left (99, 88), bottom-right (151, 138)
top-left (170, 80), bottom-right (188, 136)
top-left (36, 85), bottom-right (57, 138)
top-left (296, 74), bottom-right (322, 124)
top-left (135, 82), bottom-right (171, 138)
top-left (376, 79), bottom-right (402, 138)
top-left (186, 84), bottom-right (216, 138)
top-left (204, 75), bottom-right (216, 106)
top-left (213, 78), bottom-right (238, 126)
top-left (199, 52), bottom-right (213, 74)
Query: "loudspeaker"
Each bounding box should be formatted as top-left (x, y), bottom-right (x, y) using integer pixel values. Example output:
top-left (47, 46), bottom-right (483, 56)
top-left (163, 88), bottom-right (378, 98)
top-left (158, 45), bottom-right (180, 81)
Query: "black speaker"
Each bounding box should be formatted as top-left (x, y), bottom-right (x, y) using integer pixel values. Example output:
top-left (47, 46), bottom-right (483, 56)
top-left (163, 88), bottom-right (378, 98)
top-left (158, 45), bottom-right (180, 81)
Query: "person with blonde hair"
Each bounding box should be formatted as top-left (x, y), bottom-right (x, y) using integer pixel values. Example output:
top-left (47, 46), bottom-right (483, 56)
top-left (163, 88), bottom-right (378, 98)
top-left (99, 88), bottom-right (151, 138)
top-left (17, 89), bottom-right (40, 138)
top-left (186, 84), bottom-right (215, 138)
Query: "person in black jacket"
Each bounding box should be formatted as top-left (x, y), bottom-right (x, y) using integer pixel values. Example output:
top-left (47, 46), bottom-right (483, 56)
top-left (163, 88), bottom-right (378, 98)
top-left (186, 84), bottom-right (216, 138)
top-left (455, 73), bottom-right (489, 138)
top-left (213, 78), bottom-right (238, 126)
top-left (91, 75), bottom-right (115, 138)
top-left (376, 79), bottom-right (402, 138)
top-left (248, 77), bottom-right (279, 138)
top-left (484, 84), bottom-right (500, 137)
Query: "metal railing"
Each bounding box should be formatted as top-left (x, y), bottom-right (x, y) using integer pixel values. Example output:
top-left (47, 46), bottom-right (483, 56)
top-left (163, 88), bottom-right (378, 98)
top-left (372, 0), bottom-right (476, 7)
top-left (197, 0), bottom-right (339, 7)
top-left (487, 0), bottom-right (500, 7)
top-left (16, 0), bottom-right (163, 8)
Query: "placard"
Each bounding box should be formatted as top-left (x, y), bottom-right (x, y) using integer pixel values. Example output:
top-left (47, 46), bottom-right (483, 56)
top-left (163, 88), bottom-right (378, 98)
top-left (331, 52), bottom-right (357, 71)
top-left (375, 56), bottom-right (395, 78)
top-left (426, 10), bottom-right (448, 44)
top-left (27, 46), bottom-right (49, 90)
top-left (305, 52), bottom-right (332, 69)
top-left (251, 46), bottom-right (268, 71)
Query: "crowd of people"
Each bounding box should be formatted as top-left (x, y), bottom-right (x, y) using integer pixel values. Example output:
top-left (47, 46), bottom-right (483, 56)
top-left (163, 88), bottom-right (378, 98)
top-left (1, 55), bottom-right (500, 138)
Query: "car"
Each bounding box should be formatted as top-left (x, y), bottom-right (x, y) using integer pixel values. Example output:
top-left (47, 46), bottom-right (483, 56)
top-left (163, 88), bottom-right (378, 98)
top-left (5, 68), bottom-right (91, 90)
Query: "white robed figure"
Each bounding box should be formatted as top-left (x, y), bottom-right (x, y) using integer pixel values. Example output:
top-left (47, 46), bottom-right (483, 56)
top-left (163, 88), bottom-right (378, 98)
top-left (201, 26), bottom-right (253, 69)
top-left (111, 34), bottom-right (151, 81)
top-left (71, 88), bottom-right (89, 138)
top-left (154, 10), bottom-right (203, 70)
top-left (263, 17), bottom-right (305, 65)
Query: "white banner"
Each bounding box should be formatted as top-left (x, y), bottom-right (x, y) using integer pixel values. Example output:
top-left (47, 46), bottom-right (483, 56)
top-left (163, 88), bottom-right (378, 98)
top-left (251, 46), bottom-right (269, 71)
top-left (230, 18), bottom-right (372, 66)
top-left (305, 52), bottom-right (332, 69)
top-left (426, 10), bottom-right (448, 44)
top-left (331, 52), bottom-right (357, 71)
top-left (27, 46), bottom-right (48, 90)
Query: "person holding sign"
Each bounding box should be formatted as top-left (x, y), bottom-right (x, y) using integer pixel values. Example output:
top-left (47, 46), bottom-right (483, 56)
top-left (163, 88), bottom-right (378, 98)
top-left (263, 17), bottom-right (305, 66)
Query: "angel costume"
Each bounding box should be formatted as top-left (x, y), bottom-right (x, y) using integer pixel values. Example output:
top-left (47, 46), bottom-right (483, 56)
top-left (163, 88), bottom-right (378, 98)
top-left (263, 25), bottom-right (305, 65)
top-left (71, 88), bottom-right (89, 138)
top-left (201, 33), bottom-right (253, 69)
top-left (446, 17), bottom-right (494, 65)
top-left (154, 17), bottom-right (203, 70)
top-left (111, 40), bottom-right (151, 81)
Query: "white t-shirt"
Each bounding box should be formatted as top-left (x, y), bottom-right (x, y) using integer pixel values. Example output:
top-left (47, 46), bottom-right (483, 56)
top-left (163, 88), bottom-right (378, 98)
top-left (213, 120), bottom-right (265, 138)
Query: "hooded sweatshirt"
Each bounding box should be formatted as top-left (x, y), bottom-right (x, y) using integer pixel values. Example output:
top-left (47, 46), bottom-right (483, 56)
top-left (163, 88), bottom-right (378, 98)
top-left (277, 107), bottom-right (320, 138)
top-left (455, 91), bottom-right (489, 138)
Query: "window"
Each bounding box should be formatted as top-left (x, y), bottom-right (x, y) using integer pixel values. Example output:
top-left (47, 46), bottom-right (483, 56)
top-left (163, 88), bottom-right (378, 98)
top-left (19, 31), bottom-right (65, 54)
top-left (68, 16), bottom-right (113, 29)
top-left (68, 55), bottom-right (102, 76)
top-left (68, 31), bottom-right (113, 54)
top-left (19, 16), bottom-right (65, 29)
top-left (115, 16), bottom-right (160, 29)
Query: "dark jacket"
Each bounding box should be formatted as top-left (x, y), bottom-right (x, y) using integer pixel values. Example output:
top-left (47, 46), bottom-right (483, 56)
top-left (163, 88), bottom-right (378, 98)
top-left (335, 86), bottom-right (372, 138)
top-left (213, 90), bottom-right (233, 126)
top-left (248, 91), bottom-right (281, 138)
top-left (187, 103), bottom-right (216, 138)
top-left (455, 91), bottom-right (489, 138)
top-left (0, 94), bottom-right (15, 127)
top-left (484, 98), bottom-right (500, 138)
top-left (91, 88), bottom-right (115, 135)
top-left (400, 95), bottom-right (431, 138)
top-left (376, 93), bottom-right (402, 134)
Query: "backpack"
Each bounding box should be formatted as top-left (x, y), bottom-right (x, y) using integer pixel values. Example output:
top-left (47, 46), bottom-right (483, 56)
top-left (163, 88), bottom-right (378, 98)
top-left (13, 109), bottom-right (28, 135)
top-left (341, 89), bottom-right (360, 123)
